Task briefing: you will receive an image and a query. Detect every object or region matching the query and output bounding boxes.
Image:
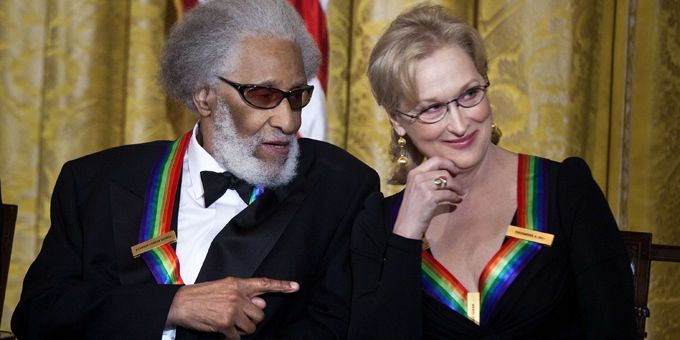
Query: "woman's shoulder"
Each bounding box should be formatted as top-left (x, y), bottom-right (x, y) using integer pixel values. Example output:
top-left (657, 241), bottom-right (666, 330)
top-left (521, 154), bottom-right (594, 180)
top-left (554, 156), bottom-right (591, 173)
top-left (515, 154), bottom-right (604, 206)
top-left (553, 156), bottom-right (597, 188)
top-left (523, 155), bottom-right (607, 213)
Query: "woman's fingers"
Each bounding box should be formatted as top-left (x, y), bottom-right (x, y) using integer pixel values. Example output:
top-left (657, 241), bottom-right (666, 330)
top-left (411, 156), bottom-right (461, 176)
top-left (394, 160), bottom-right (465, 239)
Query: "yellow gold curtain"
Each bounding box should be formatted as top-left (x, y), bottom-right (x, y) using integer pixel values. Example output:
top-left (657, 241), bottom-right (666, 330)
top-left (0, 0), bottom-right (193, 328)
top-left (623, 1), bottom-right (680, 336)
top-left (1, 0), bottom-right (678, 336)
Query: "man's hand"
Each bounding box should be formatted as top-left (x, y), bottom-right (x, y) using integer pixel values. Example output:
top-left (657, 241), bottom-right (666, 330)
top-left (166, 277), bottom-right (299, 339)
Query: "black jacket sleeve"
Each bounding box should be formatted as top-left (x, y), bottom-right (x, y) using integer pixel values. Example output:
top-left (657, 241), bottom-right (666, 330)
top-left (558, 157), bottom-right (636, 339)
top-left (348, 192), bottom-right (423, 340)
top-left (11, 161), bottom-right (180, 340)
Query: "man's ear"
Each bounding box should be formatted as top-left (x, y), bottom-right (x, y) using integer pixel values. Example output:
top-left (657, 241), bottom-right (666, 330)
top-left (388, 112), bottom-right (407, 137)
top-left (192, 88), bottom-right (214, 118)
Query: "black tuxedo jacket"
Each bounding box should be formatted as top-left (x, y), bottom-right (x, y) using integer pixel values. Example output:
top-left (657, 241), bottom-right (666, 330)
top-left (12, 138), bottom-right (379, 340)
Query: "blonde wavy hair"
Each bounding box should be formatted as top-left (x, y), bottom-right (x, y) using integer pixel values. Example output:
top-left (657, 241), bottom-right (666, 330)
top-left (368, 4), bottom-right (489, 184)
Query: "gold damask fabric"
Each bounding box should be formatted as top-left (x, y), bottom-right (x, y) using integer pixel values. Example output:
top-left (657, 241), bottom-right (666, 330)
top-left (0, 0), bottom-right (193, 328)
top-left (478, 0), bottom-right (615, 185)
top-left (1, 0), bottom-right (678, 336)
top-left (624, 1), bottom-right (680, 337)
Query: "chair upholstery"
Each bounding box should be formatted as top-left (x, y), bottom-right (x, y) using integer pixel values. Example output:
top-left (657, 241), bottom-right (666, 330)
top-left (0, 180), bottom-right (18, 324)
top-left (620, 231), bottom-right (680, 339)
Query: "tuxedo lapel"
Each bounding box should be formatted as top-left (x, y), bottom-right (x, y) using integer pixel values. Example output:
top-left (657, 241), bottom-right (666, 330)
top-left (110, 156), bottom-right (183, 286)
top-left (110, 180), bottom-right (153, 285)
top-left (195, 150), bottom-right (318, 282)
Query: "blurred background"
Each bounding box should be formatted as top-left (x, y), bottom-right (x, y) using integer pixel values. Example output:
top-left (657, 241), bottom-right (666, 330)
top-left (0, 0), bottom-right (678, 337)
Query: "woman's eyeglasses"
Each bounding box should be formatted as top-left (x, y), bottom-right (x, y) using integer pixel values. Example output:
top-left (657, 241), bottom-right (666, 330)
top-left (216, 76), bottom-right (314, 111)
top-left (396, 82), bottom-right (490, 124)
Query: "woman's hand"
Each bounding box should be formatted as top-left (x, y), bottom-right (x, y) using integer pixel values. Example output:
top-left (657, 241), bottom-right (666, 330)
top-left (393, 157), bottom-right (464, 239)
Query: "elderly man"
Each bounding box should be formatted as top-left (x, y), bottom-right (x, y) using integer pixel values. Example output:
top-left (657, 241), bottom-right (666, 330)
top-left (11, 1), bottom-right (379, 339)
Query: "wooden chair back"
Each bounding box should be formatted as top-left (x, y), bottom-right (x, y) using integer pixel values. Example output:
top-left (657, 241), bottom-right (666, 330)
top-left (620, 230), bottom-right (680, 339)
top-left (0, 180), bottom-right (18, 323)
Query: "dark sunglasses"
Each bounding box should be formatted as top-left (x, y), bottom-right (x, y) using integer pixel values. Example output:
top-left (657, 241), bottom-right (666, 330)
top-left (216, 76), bottom-right (314, 111)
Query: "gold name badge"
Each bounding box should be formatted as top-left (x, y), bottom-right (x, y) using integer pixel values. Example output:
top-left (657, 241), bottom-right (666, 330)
top-left (131, 231), bottom-right (177, 258)
top-left (506, 225), bottom-right (554, 246)
top-left (467, 292), bottom-right (481, 325)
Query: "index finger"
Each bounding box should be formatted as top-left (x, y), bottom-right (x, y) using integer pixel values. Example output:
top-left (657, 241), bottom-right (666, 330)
top-left (239, 277), bottom-right (300, 297)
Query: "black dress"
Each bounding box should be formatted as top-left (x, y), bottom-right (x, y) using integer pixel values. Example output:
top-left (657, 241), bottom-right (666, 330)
top-left (349, 156), bottom-right (635, 339)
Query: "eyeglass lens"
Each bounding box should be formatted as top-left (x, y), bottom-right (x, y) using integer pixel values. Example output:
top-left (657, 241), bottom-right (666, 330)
top-left (457, 87), bottom-right (486, 107)
top-left (244, 86), bottom-right (313, 110)
top-left (416, 86), bottom-right (487, 123)
top-left (216, 76), bottom-right (314, 111)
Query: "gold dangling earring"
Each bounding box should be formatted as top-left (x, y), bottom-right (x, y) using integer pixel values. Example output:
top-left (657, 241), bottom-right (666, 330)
top-left (491, 123), bottom-right (502, 145)
top-left (397, 136), bottom-right (409, 166)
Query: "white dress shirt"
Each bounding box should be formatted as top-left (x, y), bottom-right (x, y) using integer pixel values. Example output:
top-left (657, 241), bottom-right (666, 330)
top-left (162, 124), bottom-right (248, 339)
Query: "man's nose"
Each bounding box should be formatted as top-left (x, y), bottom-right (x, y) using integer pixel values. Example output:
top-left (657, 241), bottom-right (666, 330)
top-left (268, 98), bottom-right (301, 135)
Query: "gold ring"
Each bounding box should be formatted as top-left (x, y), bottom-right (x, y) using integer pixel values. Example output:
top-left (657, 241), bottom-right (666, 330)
top-left (433, 176), bottom-right (447, 189)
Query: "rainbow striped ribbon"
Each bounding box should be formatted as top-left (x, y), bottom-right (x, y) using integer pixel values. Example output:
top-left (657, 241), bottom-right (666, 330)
top-left (138, 131), bottom-right (267, 284)
top-left (138, 131), bottom-right (192, 284)
top-left (248, 186), bottom-right (265, 205)
top-left (422, 250), bottom-right (467, 314)
top-left (419, 154), bottom-right (548, 324)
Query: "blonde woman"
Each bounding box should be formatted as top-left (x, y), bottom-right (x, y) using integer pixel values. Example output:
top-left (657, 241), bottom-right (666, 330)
top-left (349, 5), bottom-right (635, 339)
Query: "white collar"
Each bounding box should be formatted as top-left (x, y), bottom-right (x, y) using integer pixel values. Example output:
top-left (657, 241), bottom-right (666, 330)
top-left (186, 123), bottom-right (227, 200)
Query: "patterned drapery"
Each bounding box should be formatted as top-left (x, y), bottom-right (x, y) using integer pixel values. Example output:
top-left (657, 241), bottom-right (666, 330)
top-left (1, 0), bottom-right (678, 336)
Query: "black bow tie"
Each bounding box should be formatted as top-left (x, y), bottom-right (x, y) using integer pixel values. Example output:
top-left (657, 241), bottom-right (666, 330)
top-left (200, 171), bottom-right (252, 207)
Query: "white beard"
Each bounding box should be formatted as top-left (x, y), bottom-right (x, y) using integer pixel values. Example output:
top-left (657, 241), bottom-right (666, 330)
top-left (208, 98), bottom-right (300, 188)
